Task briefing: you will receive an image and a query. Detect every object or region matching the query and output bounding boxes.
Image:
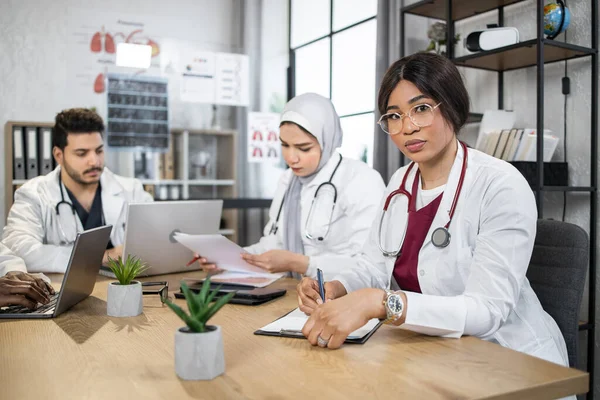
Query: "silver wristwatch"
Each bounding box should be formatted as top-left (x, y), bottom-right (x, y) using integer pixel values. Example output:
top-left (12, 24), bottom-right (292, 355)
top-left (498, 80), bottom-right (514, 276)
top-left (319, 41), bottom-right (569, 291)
top-left (382, 289), bottom-right (404, 324)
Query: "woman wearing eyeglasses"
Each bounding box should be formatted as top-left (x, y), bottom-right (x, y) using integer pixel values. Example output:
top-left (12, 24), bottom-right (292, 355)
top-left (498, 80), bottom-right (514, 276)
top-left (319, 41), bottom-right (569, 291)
top-left (296, 53), bottom-right (569, 371)
top-left (198, 93), bottom-right (385, 280)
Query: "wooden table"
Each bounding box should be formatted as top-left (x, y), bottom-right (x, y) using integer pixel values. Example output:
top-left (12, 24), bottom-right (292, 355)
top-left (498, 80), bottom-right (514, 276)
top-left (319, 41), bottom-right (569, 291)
top-left (0, 272), bottom-right (589, 399)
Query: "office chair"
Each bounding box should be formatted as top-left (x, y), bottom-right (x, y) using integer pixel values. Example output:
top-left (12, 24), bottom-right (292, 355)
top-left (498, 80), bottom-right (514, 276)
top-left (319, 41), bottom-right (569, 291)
top-left (526, 218), bottom-right (589, 368)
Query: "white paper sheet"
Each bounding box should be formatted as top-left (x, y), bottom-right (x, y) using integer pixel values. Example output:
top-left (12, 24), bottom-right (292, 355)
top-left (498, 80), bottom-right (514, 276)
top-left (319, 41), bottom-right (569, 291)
top-left (173, 233), bottom-right (285, 278)
top-left (259, 308), bottom-right (381, 340)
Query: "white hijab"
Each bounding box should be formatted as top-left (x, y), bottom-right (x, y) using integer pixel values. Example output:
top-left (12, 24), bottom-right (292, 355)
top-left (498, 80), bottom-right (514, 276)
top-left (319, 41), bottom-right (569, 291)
top-left (279, 93), bottom-right (343, 274)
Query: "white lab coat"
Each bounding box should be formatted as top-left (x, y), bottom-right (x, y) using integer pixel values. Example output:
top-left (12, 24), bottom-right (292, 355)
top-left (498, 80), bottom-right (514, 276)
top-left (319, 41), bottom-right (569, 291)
top-left (336, 143), bottom-right (570, 368)
top-left (244, 152), bottom-right (386, 280)
top-left (0, 242), bottom-right (27, 277)
top-left (2, 167), bottom-right (153, 273)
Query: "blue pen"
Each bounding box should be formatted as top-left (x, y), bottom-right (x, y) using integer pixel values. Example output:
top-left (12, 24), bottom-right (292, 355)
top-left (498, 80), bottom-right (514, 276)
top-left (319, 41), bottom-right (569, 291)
top-left (317, 268), bottom-right (326, 303)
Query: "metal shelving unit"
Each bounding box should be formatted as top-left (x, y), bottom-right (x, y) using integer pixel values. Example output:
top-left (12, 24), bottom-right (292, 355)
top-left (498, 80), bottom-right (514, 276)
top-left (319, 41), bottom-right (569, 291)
top-left (400, 0), bottom-right (598, 397)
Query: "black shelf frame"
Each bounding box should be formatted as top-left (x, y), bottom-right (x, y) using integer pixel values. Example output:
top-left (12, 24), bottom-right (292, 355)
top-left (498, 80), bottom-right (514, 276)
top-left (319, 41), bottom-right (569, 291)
top-left (400, 0), bottom-right (598, 397)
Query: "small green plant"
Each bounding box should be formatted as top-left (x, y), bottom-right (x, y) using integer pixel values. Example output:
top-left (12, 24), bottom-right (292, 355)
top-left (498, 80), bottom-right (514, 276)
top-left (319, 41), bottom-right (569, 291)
top-left (165, 279), bottom-right (235, 333)
top-left (107, 255), bottom-right (150, 285)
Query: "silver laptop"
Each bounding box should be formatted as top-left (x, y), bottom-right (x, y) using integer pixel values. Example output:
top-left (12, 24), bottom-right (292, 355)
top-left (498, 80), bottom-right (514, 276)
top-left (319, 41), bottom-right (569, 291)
top-left (109, 200), bottom-right (223, 277)
top-left (0, 225), bottom-right (112, 319)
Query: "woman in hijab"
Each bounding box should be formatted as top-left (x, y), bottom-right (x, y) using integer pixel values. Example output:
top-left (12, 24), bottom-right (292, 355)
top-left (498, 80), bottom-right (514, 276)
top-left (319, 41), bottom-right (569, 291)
top-left (201, 93), bottom-right (385, 280)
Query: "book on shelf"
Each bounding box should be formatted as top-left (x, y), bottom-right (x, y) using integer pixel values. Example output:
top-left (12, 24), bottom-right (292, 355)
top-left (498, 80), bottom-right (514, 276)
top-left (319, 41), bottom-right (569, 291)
top-left (476, 128), bottom-right (559, 162)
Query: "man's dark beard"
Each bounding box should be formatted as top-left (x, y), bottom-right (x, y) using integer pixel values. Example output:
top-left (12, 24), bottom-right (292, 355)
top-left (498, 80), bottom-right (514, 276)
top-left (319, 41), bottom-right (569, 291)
top-left (63, 161), bottom-right (103, 186)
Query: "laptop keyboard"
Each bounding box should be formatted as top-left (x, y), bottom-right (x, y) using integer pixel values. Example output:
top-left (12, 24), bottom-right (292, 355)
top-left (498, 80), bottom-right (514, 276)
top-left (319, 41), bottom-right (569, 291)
top-left (0, 293), bottom-right (59, 315)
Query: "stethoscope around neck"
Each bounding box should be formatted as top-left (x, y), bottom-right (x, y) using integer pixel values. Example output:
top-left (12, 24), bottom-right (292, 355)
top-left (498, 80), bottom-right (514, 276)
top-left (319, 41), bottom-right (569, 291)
top-left (269, 154), bottom-right (343, 241)
top-left (55, 172), bottom-right (105, 244)
top-left (378, 141), bottom-right (468, 257)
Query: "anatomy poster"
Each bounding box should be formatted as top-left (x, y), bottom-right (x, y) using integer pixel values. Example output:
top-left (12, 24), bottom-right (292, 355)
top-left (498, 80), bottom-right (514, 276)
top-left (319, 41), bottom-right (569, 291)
top-left (67, 9), bottom-right (162, 113)
top-left (248, 112), bottom-right (280, 164)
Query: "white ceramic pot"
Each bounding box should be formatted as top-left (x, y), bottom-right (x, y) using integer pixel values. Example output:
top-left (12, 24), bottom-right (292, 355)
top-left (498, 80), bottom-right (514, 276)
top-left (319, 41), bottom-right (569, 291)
top-left (107, 281), bottom-right (143, 317)
top-left (175, 325), bottom-right (225, 380)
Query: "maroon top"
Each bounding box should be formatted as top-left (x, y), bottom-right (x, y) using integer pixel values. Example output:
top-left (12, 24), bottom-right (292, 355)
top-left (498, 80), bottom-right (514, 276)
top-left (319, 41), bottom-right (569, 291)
top-left (392, 171), bottom-right (443, 294)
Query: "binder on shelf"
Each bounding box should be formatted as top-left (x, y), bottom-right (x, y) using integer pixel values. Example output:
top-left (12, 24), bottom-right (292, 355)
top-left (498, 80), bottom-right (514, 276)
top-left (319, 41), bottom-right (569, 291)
top-left (12, 126), bottom-right (25, 180)
top-left (25, 126), bottom-right (39, 179)
top-left (39, 127), bottom-right (53, 175)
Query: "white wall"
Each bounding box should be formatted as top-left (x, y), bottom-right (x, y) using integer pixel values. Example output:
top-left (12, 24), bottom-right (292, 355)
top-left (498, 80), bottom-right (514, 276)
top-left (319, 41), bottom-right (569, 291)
top-left (0, 0), bottom-right (242, 227)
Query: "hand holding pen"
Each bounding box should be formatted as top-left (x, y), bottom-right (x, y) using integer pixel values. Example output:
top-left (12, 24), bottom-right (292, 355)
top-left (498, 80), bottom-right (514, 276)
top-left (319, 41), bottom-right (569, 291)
top-left (296, 269), bottom-right (347, 315)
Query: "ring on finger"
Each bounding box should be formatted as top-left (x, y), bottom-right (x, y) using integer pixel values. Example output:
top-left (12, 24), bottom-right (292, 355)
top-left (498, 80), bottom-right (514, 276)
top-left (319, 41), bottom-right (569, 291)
top-left (317, 335), bottom-right (330, 348)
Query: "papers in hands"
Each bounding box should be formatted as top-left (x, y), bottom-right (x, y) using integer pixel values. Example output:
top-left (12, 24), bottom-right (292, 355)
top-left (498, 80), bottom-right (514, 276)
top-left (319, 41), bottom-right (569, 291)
top-left (173, 233), bottom-right (286, 283)
top-left (259, 308), bottom-right (381, 339)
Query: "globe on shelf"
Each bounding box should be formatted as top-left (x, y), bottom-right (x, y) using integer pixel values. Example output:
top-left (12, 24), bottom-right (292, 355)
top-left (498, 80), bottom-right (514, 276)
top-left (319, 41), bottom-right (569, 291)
top-left (544, 2), bottom-right (571, 37)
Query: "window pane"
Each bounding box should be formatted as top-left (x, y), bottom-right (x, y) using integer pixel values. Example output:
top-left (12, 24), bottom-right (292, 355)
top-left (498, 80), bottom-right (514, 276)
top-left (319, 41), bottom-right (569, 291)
top-left (291, 0), bottom-right (331, 48)
top-left (339, 113), bottom-right (375, 167)
top-left (331, 20), bottom-right (377, 116)
top-left (333, 0), bottom-right (377, 31)
top-left (294, 38), bottom-right (330, 99)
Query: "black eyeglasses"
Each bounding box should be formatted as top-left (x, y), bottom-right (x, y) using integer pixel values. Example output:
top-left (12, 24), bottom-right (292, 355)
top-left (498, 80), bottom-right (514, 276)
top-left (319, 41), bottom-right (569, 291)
top-left (142, 281), bottom-right (169, 304)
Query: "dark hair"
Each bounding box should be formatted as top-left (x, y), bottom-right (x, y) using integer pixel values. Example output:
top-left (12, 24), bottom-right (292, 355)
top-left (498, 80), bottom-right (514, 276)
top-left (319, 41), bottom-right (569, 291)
top-left (52, 108), bottom-right (105, 150)
top-left (377, 52), bottom-right (470, 133)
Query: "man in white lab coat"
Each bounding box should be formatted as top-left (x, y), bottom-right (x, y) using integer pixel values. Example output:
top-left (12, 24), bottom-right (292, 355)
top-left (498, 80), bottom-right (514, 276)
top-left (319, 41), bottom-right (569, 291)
top-left (0, 242), bottom-right (55, 308)
top-left (2, 108), bottom-right (152, 273)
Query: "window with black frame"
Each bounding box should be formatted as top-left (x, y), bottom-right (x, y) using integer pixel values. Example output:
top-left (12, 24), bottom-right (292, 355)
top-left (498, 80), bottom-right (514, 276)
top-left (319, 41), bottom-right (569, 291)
top-left (289, 0), bottom-right (377, 166)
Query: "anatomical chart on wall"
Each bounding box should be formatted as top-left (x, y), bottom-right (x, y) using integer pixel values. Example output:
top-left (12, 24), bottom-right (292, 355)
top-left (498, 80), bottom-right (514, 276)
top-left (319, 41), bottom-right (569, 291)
top-left (248, 112), bottom-right (280, 164)
top-left (67, 9), bottom-right (161, 113)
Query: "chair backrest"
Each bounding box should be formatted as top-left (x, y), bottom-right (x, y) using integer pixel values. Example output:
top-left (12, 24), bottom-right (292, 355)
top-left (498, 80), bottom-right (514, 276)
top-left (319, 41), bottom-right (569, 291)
top-left (526, 219), bottom-right (589, 368)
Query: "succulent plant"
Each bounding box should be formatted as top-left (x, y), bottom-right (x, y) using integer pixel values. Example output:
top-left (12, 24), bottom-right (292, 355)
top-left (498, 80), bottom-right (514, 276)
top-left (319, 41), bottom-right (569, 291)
top-left (165, 279), bottom-right (235, 333)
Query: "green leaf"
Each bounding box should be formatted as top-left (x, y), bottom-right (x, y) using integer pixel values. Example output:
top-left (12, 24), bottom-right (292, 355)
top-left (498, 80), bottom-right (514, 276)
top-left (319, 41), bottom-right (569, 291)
top-left (202, 292), bottom-right (236, 324)
top-left (199, 277), bottom-right (212, 304)
top-left (180, 282), bottom-right (200, 318)
top-left (165, 299), bottom-right (204, 332)
top-left (425, 40), bottom-right (435, 51)
top-left (204, 285), bottom-right (221, 306)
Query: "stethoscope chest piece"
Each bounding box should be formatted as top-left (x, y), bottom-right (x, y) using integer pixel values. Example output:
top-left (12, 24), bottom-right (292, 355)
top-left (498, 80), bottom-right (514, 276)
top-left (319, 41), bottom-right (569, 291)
top-left (431, 227), bottom-right (451, 248)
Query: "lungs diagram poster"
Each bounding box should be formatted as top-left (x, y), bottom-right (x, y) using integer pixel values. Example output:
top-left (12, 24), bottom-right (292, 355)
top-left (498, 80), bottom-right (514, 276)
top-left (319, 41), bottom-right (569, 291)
top-left (67, 9), bottom-right (162, 113)
top-left (248, 112), bottom-right (281, 164)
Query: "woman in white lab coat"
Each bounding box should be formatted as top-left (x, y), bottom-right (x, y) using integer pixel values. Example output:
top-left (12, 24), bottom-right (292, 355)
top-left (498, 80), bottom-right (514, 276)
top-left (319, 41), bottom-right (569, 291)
top-left (297, 53), bottom-right (570, 371)
top-left (201, 93), bottom-right (385, 280)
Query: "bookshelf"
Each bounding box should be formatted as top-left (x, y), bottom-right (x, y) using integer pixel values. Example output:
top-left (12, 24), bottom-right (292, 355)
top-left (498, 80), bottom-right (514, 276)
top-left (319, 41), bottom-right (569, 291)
top-left (400, 0), bottom-right (598, 396)
top-left (3, 123), bottom-right (239, 243)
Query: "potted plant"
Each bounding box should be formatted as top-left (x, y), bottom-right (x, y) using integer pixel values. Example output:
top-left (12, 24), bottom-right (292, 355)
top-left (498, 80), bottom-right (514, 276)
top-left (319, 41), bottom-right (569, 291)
top-left (165, 279), bottom-right (235, 380)
top-left (425, 22), bottom-right (461, 56)
top-left (106, 255), bottom-right (149, 317)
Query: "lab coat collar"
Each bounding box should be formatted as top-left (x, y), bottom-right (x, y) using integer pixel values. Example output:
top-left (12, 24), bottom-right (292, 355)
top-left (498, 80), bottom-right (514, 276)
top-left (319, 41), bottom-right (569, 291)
top-left (99, 168), bottom-right (125, 226)
top-left (50, 166), bottom-right (125, 227)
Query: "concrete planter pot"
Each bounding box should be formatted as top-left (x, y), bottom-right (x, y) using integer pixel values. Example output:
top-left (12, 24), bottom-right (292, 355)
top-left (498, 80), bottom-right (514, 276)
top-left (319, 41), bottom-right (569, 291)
top-left (175, 325), bottom-right (225, 380)
top-left (107, 281), bottom-right (143, 317)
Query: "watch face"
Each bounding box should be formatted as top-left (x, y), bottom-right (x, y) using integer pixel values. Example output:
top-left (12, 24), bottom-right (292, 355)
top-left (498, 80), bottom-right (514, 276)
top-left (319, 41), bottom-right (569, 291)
top-left (387, 295), bottom-right (402, 313)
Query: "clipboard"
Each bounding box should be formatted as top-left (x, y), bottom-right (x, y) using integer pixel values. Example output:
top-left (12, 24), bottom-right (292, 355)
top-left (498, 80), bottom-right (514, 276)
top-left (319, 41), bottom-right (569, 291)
top-left (254, 308), bottom-right (383, 344)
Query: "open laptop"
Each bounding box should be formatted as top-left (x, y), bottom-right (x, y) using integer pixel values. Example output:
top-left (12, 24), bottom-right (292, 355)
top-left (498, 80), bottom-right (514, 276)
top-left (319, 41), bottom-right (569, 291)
top-left (105, 200), bottom-right (223, 277)
top-left (0, 225), bottom-right (112, 319)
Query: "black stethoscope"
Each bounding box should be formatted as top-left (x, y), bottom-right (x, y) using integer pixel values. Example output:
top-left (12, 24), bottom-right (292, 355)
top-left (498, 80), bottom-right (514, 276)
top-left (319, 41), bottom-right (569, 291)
top-left (55, 173), bottom-right (105, 244)
top-left (378, 141), bottom-right (468, 257)
top-left (269, 154), bottom-right (343, 241)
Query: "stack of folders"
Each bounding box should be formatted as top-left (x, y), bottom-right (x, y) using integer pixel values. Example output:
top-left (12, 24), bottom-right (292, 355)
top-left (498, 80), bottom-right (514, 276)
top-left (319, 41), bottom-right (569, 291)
top-left (12, 125), bottom-right (54, 180)
top-left (476, 128), bottom-right (559, 162)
